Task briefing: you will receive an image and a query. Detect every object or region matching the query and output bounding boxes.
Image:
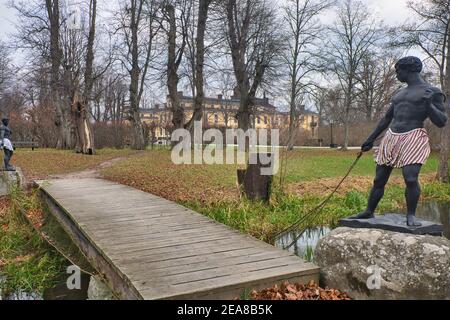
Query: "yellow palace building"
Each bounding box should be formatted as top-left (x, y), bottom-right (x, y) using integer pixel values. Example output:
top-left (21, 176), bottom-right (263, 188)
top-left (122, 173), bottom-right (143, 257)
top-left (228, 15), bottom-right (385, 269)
top-left (140, 91), bottom-right (320, 143)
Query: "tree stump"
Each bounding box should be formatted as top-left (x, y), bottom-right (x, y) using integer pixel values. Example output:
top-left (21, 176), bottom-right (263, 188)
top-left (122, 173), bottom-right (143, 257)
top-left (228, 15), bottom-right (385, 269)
top-left (237, 153), bottom-right (273, 202)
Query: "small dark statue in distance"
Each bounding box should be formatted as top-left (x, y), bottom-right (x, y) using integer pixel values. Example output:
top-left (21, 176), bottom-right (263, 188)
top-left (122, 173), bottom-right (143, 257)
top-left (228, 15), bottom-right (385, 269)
top-left (0, 117), bottom-right (16, 172)
top-left (350, 56), bottom-right (448, 227)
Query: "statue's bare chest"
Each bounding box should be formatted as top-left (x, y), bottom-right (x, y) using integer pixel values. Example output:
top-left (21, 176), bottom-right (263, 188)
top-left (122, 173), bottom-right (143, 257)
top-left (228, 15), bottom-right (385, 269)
top-left (392, 86), bottom-right (429, 118)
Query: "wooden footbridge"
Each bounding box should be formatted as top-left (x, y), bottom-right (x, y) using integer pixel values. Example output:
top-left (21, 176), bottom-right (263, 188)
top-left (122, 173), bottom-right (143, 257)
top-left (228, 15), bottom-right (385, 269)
top-left (36, 178), bottom-right (319, 300)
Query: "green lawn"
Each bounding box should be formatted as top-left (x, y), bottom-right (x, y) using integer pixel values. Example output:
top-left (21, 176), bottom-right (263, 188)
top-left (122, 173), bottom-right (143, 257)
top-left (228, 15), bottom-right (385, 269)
top-left (283, 149), bottom-right (441, 182)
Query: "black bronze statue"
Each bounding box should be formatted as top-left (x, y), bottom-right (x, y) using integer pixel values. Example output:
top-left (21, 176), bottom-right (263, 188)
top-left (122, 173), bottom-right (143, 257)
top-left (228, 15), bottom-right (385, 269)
top-left (351, 56), bottom-right (448, 227)
top-left (0, 117), bottom-right (16, 172)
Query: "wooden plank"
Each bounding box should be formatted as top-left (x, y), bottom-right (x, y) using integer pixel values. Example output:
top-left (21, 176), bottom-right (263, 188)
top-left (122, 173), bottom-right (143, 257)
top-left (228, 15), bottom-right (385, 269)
top-left (84, 220), bottom-right (218, 237)
top-left (111, 241), bottom-right (259, 265)
top-left (118, 247), bottom-right (265, 273)
top-left (138, 265), bottom-right (319, 300)
top-left (78, 215), bottom-right (214, 233)
top-left (104, 234), bottom-right (234, 257)
top-left (129, 255), bottom-right (304, 287)
top-left (90, 225), bottom-right (230, 246)
top-left (121, 250), bottom-right (299, 278)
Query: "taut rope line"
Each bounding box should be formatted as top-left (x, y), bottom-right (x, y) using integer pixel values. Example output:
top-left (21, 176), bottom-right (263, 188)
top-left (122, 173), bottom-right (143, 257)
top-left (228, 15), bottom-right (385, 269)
top-left (272, 147), bottom-right (372, 251)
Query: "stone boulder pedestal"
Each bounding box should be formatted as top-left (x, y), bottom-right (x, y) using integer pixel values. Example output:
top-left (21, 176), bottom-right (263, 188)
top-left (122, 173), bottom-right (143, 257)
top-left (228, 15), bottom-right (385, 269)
top-left (314, 227), bottom-right (450, 300)
top-left (0, 168), bottom-right (24, 196)
top-left (87, 276), bottom-right (116, 300)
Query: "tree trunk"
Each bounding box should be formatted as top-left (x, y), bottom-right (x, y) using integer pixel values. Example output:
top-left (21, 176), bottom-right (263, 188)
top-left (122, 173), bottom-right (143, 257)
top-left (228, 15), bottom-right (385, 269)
top-left (46, 0), bottom-right (71, 149)
top-left (129, 0), bottom-right (145, 150)
top-left (287, 115), bottom-right (297, 150)
top-left (437, 25), bottom-right (450, 182)
top-left (167, 4), bottom-right (184, 133)
top-left (72, 91), bottom-right (94, 154)
top-left (343, 81), bottom-right (353, 151)
top-left (237, 91), bottom-right (251, 133)
top-left (184, 0), bottom-right (211, 132)
top-left (287, 80), bottom-right (297, 151)
top-left (79, 0), bottom-right (97, 155)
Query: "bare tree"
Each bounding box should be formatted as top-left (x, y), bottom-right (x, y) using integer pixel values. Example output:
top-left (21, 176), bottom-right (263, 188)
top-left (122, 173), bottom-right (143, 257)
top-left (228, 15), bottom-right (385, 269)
top-left (12, 0), bottom-right (104, 152)
top-left (393, 0), bottom-right (450, 182)
top-left (325, 0), bottom-right (381, 150)
top-left (224, 0), bottom-right (284, 135)
top-left (117, 0), bottom-right (160, 149)
top-left (75, 0), bottom-right (98, 155)
top-left (45, 0), bottom-right (72, 148)
top-left (184, 0), bottom-right (213, 132)
top-left (283, 0), bottom-right (332, 150)
top-left (355, 53), bottom-right (400, 121)
top-left (0, 42), bottom-right (11, 102)
top-left (164, 1), bottom-right (189, 131)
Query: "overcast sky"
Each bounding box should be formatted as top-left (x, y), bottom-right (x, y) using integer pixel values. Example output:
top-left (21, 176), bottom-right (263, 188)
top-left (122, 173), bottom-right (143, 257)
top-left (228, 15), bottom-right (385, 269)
top-left (0, 0), bottom-right (416, 40)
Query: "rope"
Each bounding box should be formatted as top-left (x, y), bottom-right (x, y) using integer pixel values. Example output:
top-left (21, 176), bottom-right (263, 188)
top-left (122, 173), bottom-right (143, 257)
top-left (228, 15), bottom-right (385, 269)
top-left (272, 144), bottom-right (379, 250)
top-left (274, 151), bottom-right (364, 250)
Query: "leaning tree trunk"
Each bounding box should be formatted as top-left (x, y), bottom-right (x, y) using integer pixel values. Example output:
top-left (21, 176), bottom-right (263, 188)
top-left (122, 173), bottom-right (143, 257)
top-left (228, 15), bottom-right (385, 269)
top-left (71, 91), bottom-right (94, 154)
top-left (79, 0), bottom-right (97, 155)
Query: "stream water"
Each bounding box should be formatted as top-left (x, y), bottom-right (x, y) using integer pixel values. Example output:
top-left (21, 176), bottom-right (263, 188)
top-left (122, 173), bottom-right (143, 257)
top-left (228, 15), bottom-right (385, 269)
top-left (275, 201), bottom-right (450, 258)
top-left (2, 202), bottom-right (448, 300)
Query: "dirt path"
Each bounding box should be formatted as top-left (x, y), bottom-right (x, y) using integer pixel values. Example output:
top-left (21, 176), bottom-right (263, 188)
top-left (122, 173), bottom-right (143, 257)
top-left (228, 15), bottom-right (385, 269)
top-left (48, 153), bottom-right (144, 180)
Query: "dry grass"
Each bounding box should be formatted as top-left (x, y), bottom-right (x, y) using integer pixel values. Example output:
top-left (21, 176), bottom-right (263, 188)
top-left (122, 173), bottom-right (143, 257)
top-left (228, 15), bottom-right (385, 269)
top-left (101, 150), bottom-right (240, 204)
top-left (12, 148), bottom-right (139, 180)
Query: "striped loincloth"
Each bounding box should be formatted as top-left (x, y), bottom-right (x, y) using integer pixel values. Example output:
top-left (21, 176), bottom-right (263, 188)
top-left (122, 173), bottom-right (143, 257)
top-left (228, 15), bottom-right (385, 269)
top-left (375, 128), bottom-right (430, 168)
top-left (2, 138), bottom-right (13, 152)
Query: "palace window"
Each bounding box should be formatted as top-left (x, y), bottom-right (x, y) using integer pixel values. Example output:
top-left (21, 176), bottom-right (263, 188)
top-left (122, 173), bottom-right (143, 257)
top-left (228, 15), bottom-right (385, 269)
top-left (257, 116), bottom-right (261, 124)
top-left (264, 116), bottom-right (268, 124)
top-left (214, 114), bottom-right (219, 124)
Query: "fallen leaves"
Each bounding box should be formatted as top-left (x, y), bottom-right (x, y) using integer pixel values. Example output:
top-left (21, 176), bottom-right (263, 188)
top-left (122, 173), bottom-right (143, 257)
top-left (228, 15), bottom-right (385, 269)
top-left (13, 148), bottom-right (140, 180)
top-left (101, 152), bottom-right (239, 205)
top-left (250, 281), bottom-right (352, 300)
top-left (0, 255), bottom-right (34, 268)
top-left (287, 173), bottom-right (437, 198)
top-left (0, 197), bottom-right (10, 218)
